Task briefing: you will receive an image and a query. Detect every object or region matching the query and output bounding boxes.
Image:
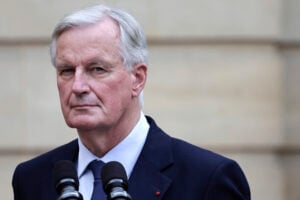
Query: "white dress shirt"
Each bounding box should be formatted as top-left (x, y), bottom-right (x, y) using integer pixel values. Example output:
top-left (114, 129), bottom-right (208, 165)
top-left (77, 113), bottom-right (149, 200)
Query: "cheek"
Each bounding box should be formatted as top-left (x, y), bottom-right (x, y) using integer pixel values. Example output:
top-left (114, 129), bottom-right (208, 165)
top-left (96, 77), bottom-right (132, 104)
top-left (57, 82), bottom-right (70, 105)
top-left (112, 77), bottom-right (132, 97)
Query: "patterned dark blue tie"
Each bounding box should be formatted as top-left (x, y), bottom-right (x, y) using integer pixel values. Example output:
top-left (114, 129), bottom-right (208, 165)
top-left (88, 160), bottom-right (106, 200)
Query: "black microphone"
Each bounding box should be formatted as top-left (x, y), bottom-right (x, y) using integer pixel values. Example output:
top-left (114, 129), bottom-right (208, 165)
top-left (53, 160), bottom-right (83, 200)
top-left (101, 161), bottom-right (132, 200)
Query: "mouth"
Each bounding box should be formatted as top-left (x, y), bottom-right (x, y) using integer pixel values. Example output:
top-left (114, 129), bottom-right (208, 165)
top-left (71, 104), bottom-right (99, 109)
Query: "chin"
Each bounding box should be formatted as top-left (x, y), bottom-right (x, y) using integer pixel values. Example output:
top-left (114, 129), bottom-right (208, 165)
top-left (71, 124), bottom-right (100, 132)
top-left (66, 118), bottom-right (97, 130)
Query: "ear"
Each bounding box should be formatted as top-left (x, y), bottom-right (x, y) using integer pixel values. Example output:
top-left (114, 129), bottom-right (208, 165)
top-left (131, 64), bottom-right (147, 97)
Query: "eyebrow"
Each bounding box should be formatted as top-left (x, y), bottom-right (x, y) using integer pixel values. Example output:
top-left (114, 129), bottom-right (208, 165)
top-left (56, 63), bottom-right (74, 69)
top-left (86, 59), bottom-right (115, 68)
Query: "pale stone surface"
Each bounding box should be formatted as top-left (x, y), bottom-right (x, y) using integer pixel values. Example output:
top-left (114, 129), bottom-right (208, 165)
top-left (0, 1), bottom-right (300, 200)
top-left (224, 153), bottom-right (285, 200)
top-left (0, 45), bottom-right (75, 148)
top-left (281, 155), bottom-right (300, 200)
top-left (144, 44), bottom-right (284, 146)
top-left (0, 46), bottom-right (28, 148)
top-left (282, 49), bottom-right (300, 145)
top-left (0, 0), bottom-right (281, 39)
top-left (282, 0), bottom-right (300, 40)
top-left (0, 154), bottom-right (36, 200)
top-left (115, 0), bottom-right (282, 39)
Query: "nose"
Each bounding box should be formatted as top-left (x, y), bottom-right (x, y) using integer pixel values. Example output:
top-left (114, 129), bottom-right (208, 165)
top-left (72, 69), bottom-right (90, 96)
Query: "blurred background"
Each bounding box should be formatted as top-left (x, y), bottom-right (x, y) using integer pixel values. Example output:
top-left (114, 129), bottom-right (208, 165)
top-left (1, 0), bottom-right (300, 199)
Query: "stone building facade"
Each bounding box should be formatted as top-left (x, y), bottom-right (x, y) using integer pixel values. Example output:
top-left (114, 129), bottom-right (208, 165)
top-left (1, 0), bottom-right (300, 199)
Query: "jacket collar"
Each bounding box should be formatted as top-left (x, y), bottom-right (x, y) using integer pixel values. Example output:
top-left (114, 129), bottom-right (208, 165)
top-left (49, 116), bottom-right (174, 200)
top-left (50, 139), bottom-right (79, 165)
top-left (128, 116), bottom-right (174, 200)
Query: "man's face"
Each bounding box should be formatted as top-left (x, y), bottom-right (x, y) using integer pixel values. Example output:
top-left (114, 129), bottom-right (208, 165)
top-left (55, 18), bottom-right (142, 132)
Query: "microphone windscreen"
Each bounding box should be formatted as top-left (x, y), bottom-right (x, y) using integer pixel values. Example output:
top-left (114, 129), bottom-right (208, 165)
top-left (101, 161), bottom-right (128, 187)
top-left (53, 160), bottom-right (79, 190)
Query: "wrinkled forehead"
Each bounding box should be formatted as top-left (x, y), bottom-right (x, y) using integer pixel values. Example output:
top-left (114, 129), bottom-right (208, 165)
top-left (52, 17), bottom-right (123, 63)
top-left (57, 16), bottom-right (121, 41)
top-left (55, 18), bottom-right (124, 67)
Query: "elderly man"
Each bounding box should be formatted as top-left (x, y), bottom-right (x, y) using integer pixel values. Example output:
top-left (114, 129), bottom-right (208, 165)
top-left (12, 5), bottom-right (250, 200)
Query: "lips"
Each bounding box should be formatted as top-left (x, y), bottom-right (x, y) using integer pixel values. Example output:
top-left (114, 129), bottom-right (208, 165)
top-left (70, 104), bottom-right (99, 109)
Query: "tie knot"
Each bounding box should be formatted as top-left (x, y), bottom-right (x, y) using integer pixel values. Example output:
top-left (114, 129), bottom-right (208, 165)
top-left (88, 160), bottom-right (105, 180)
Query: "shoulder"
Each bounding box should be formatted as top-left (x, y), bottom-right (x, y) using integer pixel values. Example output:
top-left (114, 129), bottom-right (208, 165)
top-left (171, 136), bottom-right (235, 173)
top-left (146, 116), bottom-right (250, 199)
top-left (12, 140), bottom-right (78, 200)
top-left (13, 139), bottom-right (78, 176)
top-left (146, 115), bottom-right (231, 169)
top-left (172, 139), bottom-right (251, 199)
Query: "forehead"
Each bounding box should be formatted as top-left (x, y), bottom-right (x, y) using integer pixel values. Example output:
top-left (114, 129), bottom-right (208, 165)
top-left (55, 17), bottom-right (122, 64)
top-left (58, 17), bottom-right (121, 45)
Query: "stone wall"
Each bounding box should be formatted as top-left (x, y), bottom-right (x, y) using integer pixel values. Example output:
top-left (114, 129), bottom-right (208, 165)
top-left (1, 0), bottom-right (300, 199)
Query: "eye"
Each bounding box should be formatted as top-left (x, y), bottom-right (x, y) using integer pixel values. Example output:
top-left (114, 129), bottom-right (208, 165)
top-left (92, 66), bottom-right (105, 72)
top-left (89, 65), bottom-right (107, 75)
top-left (57, 66), bottom-right (75, 77)
top-left (87, 61), bottom-right (111, 76)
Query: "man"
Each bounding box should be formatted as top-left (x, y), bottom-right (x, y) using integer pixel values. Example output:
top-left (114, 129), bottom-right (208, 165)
top-left (12, 4), bottom-right (251, 200)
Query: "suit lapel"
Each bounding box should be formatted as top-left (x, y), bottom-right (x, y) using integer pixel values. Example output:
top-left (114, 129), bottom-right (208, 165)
top-left (129, 117), bottom-right (174, 200)
top-left (40, 139), bottom-right (79, 200)
top-left (38, 118), bottom-right (174, 200)
top-left (50, 139), bottom-right (79, 164)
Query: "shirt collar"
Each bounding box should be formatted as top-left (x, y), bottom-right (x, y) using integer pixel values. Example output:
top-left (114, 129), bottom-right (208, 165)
top-left (77, 112), bottom-right (149, 179)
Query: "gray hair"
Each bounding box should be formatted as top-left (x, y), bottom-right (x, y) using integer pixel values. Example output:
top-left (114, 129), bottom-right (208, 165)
top-left (49, 5), bottom-right (148, 107)
top-left (50, 4), bottom-right (148, 70)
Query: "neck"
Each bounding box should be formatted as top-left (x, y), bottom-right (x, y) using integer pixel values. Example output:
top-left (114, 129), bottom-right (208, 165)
top-left (77, 109), bottom-right (141, 157)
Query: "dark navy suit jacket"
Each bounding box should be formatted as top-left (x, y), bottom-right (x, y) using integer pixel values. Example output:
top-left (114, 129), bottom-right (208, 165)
top-left (12, 116), bottom-right (250, 200)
